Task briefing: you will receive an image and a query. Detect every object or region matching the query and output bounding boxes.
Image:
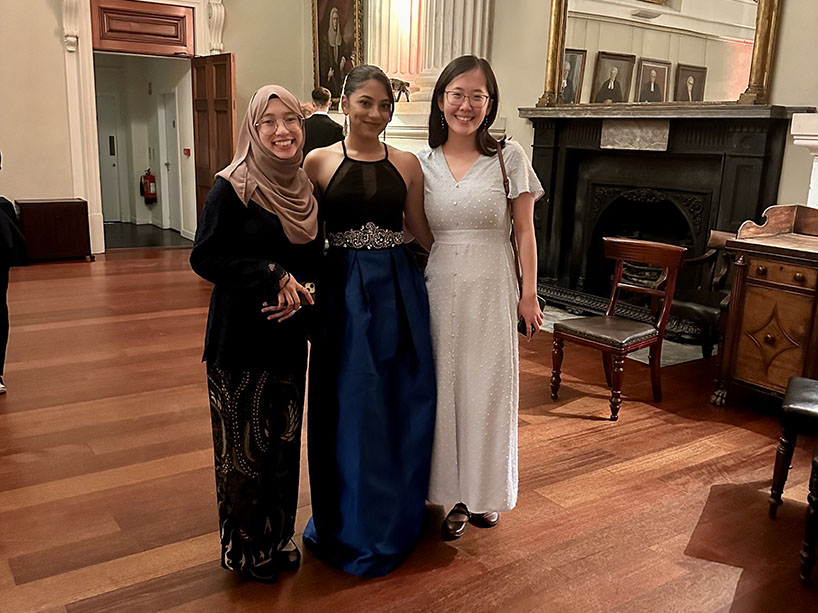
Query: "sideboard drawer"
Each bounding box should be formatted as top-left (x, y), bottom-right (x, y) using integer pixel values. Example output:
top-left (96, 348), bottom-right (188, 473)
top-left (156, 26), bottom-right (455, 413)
top-left (733, 285), bottom-right (813, 392)
top-left (748, 257), bottom-right (817, 291)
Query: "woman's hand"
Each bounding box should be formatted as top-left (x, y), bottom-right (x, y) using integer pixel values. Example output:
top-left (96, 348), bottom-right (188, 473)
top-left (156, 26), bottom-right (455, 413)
top-left (261, 275), bottom-right (314, 322)
top-left (518, 293), bottom-right (543, 341)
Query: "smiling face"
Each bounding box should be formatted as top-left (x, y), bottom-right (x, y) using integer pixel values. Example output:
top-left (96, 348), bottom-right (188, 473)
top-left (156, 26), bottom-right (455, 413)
top-left (342, 77), bottom-right (393, 138)
top-left (438, 68), bottom-right (491, 139)
top-left (257, 98), bottom-right (303, 160)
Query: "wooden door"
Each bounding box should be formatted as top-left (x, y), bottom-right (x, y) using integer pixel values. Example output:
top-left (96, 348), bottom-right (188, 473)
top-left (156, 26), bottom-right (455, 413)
top-left (95, 94), bottom-right (122, 222)
top-left (192, 53), bottom-right (237, 220)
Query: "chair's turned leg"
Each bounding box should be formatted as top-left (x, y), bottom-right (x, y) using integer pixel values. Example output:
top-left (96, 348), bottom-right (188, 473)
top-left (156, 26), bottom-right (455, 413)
top-left (609, 355), bottom-right (625, 421)
top-left (800, 459), bottom-right (818, 583)
top-left (550, 338), bottom-right (564, 400)
top-left (602, 352), bottom-right (612, 387)
top-left (649, 345), bottom-right (662, 402)
top-left (769, 426), bottom-right (797, 519)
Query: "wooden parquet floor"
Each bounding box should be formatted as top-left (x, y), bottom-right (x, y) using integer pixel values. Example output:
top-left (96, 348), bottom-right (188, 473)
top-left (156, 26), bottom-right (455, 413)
top-left (1, 248), bottom-right (816, 612)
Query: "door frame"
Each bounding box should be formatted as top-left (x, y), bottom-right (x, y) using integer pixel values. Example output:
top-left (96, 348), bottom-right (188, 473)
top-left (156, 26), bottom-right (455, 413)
top-left (62, 0), bottom-right (224, 253)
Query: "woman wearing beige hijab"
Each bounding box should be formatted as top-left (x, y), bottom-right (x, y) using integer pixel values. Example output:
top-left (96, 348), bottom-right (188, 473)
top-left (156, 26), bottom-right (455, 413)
top-left (190, 84), bottom-right (322, 584)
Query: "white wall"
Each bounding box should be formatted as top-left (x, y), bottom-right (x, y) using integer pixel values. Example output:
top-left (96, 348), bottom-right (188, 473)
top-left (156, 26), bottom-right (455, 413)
top-left (222, 0), bottom-right (314, 119)
top-left (492, 0), bottom-right (549, 153)
top-left (0, 0), bottom-right (74, 200)
top-left (768, 0), bottom-right (818, 206)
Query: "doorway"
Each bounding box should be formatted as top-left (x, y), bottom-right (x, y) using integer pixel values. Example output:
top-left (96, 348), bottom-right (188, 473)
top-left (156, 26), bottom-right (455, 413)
top-left (93, 52), bottom-right (195, 249)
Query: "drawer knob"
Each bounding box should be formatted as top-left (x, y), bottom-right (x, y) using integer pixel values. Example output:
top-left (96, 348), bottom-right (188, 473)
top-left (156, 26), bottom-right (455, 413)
top-left (756, 266), bottom-right (767, 276)
top-left (764, 334), bottom-right (776, 346)
top-left (794, 272), bottom-right (806, 283)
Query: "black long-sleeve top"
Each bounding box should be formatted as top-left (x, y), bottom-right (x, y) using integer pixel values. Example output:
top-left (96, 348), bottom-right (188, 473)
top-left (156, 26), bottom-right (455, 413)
top-left (190, 177), bottom-right (323, 370)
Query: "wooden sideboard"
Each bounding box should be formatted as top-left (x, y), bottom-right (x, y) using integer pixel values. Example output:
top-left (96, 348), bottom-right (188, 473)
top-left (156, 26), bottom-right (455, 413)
top-left (712, 205), bottom-right (818, 406)
top-left (15, 198), bottom-right (94, 262)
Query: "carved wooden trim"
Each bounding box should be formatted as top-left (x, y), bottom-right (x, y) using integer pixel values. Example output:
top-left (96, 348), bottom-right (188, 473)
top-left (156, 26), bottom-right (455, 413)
top-left (90, 0), bottom-right (195, 57)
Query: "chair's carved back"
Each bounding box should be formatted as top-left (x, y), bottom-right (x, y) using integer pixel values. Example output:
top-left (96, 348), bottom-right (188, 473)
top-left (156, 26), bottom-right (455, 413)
top-left (603, 237), bottom-right (687, 334)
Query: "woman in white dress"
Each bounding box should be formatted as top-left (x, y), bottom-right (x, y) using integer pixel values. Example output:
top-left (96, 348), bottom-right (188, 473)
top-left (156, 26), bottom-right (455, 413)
top-left (418, 55), bottom-right (544, 540)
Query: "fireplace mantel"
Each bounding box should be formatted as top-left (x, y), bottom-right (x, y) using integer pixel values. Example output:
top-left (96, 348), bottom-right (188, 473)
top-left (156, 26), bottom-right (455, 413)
top-left (519, 104), bottom-right (814, 121)
top-left (519, 103), bottom-right (814, 333)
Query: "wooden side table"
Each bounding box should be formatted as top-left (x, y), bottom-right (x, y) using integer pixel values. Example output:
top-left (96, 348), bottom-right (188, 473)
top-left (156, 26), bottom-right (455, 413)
top-left (712, 205), bottom-right (818, 406)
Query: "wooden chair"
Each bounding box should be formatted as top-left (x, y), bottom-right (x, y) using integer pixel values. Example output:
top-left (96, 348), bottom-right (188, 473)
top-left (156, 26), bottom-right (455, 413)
top-left (550, 237), bottom-right (687, 421)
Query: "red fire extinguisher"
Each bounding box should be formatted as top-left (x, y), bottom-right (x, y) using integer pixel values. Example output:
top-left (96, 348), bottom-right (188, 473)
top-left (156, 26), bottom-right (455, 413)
top-left (139, 169), bottom-right (157, 204)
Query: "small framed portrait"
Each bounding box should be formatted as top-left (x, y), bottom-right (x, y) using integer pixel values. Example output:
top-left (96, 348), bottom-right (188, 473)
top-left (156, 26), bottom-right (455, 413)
top-left (636, 58), bottom-right (671, 103)
top-left (560, 49), bottom-right (586, 104)
top-left (312, 0), bottom-right (363, 102)
top-left (591, 52), bottom-right (636, 104)
top-left (674, 64), bottom-right (707, 102)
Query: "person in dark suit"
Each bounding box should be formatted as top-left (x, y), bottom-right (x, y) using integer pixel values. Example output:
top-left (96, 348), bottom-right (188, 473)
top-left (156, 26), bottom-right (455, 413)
top-left (639, 68), bottom-right (663, 102)
top-left (302, 87), bottom-right (344, 157)
top-left (0, 153), bottom-right (28, 395)
top-left (594, 66), bottom-right (623, 103)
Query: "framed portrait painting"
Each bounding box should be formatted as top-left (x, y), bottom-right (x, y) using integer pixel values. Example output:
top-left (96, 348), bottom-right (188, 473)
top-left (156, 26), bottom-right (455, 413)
top-left (591, 52), bottom-right (636, 104)
top-left (674, 64), bottom-right (707, 102)
top-left (561, 49), bottom-right (586, 103)
top-left (312, 0), bottom-right (363, 101)
top-left (636, 58), bottom-right (671, 103)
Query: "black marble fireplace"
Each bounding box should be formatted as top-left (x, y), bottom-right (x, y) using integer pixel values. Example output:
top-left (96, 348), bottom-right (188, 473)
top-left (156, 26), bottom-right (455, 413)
top-left (518, 104), bottom-right (807, 326)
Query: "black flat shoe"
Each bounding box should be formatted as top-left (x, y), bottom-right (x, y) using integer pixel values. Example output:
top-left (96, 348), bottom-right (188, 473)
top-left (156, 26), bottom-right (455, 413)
top-left (277, 539), bottom-right (301, 571)
top-left (442, 502), bottom-right (470, 541)
top-left (242, 562), bottom-right (279, 584)
top-left (469, 511), bottom-right (500, 528)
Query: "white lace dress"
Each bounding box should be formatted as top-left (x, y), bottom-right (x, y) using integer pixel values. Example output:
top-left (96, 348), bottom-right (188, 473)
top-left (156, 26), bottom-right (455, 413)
top-left (418, 141), bottom-right (544, 513)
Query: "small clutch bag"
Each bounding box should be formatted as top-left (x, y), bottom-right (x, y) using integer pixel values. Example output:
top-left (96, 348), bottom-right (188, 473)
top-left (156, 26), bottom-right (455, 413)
top-left (299, 281), bottom-right (316, 306)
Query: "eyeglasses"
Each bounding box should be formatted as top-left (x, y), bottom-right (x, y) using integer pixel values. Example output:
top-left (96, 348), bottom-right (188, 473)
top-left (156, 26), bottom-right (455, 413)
top-left (444, 91), bottom-right (490, 108)
top-left (255, 116), bottom-right (303, 135)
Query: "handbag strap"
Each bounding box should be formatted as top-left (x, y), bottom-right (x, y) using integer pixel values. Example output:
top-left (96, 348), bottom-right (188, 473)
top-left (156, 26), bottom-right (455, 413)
top-left (497, 142), bottom-right (522, 289)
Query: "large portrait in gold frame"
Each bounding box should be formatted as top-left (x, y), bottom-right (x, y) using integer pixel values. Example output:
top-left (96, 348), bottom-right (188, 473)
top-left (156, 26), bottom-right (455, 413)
top-left (312, 0), bottom-right (363, 103)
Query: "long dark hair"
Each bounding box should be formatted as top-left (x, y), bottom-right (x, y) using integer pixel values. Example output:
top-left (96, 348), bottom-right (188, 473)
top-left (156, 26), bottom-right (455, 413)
top-left (428, 55), bottom-right (503, 156)
top-left (343, 64), bottom-right (395, 117)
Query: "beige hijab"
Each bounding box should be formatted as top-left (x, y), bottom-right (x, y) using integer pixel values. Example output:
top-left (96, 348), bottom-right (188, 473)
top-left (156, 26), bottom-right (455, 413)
top-left (216, 85), bottom-right (317, 244)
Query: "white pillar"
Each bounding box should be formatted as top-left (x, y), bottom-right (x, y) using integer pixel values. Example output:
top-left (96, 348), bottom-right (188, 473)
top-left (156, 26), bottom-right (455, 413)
top-left (413, 0), bottom-right (493, 101)
top-left (791, 113), bottom-right (818, 208)
top-left (367, 0), bottom-right (424, 83)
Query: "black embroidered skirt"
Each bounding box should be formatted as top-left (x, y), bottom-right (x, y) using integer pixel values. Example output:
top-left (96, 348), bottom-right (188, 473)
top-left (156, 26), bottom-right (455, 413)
top-left (206, 363), bottom-right (304, 575)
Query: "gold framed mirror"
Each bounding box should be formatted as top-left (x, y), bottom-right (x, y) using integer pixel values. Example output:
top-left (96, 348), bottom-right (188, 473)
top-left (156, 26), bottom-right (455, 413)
top-left (537, 0), bottom-right (781, 107)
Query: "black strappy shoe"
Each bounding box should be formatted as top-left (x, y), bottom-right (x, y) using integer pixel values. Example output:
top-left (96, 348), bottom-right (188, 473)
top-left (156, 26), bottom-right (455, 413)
top-left (277, 538), bottom-right (301, 571)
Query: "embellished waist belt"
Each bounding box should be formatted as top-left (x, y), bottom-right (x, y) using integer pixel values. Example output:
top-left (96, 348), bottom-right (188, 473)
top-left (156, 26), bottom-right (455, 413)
top-left (327, 222), bottom-right (404, 250)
